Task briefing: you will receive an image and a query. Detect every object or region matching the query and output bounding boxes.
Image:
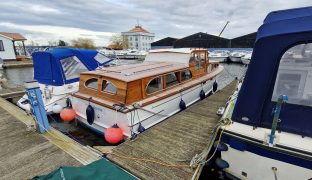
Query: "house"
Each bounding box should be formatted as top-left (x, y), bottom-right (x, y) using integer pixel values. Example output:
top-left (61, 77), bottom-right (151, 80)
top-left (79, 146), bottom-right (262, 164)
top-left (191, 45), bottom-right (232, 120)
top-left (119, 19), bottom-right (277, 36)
top-left (121, 24), bottom-right (155, 51)
top-left (0, 32), bottom-right (27, 60)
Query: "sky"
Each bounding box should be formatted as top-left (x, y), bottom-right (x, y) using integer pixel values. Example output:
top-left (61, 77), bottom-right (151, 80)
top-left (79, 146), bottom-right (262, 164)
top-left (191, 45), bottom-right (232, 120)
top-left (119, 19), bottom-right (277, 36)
top-left (0, 0), bottom-right (311, 46)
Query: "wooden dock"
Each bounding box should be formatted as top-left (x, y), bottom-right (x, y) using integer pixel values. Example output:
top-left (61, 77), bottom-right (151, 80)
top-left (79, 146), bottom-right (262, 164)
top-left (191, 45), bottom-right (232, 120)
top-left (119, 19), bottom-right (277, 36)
top-left (0, 97), bottom-right (101, 179)
top-left (2, 59), bottom-right (33, 68)
top-left (107, 80), bottom-right (237, 180)
top-left (0, 87), bottom-right (25, 100)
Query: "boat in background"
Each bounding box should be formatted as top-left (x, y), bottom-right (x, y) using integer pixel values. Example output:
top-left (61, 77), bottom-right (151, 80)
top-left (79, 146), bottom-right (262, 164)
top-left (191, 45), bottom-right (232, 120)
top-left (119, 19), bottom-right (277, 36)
top-left (208, 50), bottom-right (230, 62)
top-left (241, 51), bottom-right (252, 65)
top-left (99, 48), bottom-right (147, 60)
top-left (17, 48), bottom-right (113, 114)
top-left (229, 50), bottom-right (248, 63)
top-left (212, 7), bottom-right (312, 180)
top-left (70, 48), bottom-right (223, 138)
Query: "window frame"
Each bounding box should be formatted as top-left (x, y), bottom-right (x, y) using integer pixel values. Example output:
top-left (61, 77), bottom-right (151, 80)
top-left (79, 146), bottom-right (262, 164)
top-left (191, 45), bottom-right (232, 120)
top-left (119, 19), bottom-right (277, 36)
top-left (145, 75), bottom-right (164, 95)
top-left (101, 79), bottom-right (117, 95)
top-left (164, 71), bottom-right (180, 88)
top-left (272, 42), bottom-right (312, 107)
top-left (84, 78), bottom-right (99, 90)
top-left (60, 55), bottom-right (88, 80)
top-left (181, 69), bottom-right (192, 82)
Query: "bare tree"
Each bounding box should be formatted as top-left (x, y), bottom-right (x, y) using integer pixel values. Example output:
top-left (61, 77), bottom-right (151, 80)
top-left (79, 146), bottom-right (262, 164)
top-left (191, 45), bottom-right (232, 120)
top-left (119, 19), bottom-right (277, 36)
top-left (71, 38), bottom-right (96, 49)
top-left (108, 34), bottom-right (128, 50)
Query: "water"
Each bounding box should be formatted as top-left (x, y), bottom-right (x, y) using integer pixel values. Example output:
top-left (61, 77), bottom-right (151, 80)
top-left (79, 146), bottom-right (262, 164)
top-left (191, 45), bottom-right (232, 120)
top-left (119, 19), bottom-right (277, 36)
top-left (1, 61), bottom-right (247, 146)
top-left (0, 67), bottom-right (34, 88)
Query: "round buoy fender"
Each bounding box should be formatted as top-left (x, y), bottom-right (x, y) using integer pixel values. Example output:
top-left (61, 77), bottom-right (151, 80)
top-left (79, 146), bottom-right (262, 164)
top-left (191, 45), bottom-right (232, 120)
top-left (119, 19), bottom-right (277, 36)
top-left (179, 99), bottom-right (186, 111)
top-left (200, 90), bottom-right (205, 100)
top-left (215, 158), bottom-right (229, 169)
top-left (60, 108), bottom-right (76, 122)
top-left (105, 124), bottom-right (123, 144)
top-left (213, 81), bottom-right (218, 92)
top-left (86, 105), bottom-right (95, 125)
top-left (52, 104), bottom-right (62, 114)
top-left (138, 123), bottom-right (146, 133)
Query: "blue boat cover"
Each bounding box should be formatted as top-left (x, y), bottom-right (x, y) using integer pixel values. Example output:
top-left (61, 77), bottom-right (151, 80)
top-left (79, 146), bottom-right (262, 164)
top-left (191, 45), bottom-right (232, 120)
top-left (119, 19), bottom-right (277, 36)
top-left (264, 6), bottom-right (312, 24)
top-left (33, 48), bottom-right (112, 86)
top-left (232, 7), bottom-right (312, 138)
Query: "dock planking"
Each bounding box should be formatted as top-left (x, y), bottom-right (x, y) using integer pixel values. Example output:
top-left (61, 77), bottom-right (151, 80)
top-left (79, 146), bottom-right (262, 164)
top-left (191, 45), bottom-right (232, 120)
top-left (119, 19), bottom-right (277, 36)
top-left (0, 97), bottom-right (101, 180)
top-left (107, 80), bottom-right (237, 180)
top-left (0, 87), bottom-right (25, 99)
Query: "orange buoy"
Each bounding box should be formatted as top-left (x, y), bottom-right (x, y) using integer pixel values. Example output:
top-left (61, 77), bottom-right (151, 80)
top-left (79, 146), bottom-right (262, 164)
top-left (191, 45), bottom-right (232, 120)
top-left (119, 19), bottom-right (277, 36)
top-left (104, 125), bottom-right (123, 144)
top-left (60, 108), bottom-right (76, 122)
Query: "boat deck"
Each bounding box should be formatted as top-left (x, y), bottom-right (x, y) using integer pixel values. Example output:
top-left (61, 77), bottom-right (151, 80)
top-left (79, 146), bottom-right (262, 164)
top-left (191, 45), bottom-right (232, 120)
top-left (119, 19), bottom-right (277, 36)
top-left (107, 80), bottom-right (237, 180)
top-left (0, 97), bottom-right (101, 179)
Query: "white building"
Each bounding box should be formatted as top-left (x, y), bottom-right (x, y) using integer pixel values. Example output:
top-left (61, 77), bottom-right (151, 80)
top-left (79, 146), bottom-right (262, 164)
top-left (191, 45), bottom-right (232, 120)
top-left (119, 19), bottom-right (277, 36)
top-left (0, 32), bottom-right (27, 60)
top-left (122, 25), bottom-right (155, 51)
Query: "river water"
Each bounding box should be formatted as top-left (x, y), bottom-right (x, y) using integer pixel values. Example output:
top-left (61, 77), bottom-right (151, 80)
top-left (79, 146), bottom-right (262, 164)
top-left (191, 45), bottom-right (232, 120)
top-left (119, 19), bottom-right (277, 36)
top-left (0, 61), bottom-right (247, 146)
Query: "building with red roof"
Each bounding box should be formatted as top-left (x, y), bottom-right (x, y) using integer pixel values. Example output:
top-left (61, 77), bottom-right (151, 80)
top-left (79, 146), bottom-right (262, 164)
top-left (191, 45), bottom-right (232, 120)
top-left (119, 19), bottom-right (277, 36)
top-left (122, 24), bottom-right (155, 51)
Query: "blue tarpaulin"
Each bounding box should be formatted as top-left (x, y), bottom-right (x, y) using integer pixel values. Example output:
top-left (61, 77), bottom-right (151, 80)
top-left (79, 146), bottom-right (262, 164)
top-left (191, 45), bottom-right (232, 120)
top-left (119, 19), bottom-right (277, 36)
top-left (232, 6), bottom-right (312, 138)
top-left (33, 48), bottom-right (112, 86)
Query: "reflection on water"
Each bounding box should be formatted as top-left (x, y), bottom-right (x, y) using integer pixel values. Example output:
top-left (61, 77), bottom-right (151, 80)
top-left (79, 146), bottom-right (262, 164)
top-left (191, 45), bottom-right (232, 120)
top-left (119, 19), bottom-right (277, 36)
top-left (0, 67), bottom-right (34, 88)
top-left (218, 63), bottom-right (247, 89)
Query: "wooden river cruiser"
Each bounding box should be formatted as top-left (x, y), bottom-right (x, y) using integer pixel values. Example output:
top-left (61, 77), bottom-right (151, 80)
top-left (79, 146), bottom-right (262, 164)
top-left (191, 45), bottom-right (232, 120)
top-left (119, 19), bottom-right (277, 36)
top-left (70, 48), bottom-right (223, 138)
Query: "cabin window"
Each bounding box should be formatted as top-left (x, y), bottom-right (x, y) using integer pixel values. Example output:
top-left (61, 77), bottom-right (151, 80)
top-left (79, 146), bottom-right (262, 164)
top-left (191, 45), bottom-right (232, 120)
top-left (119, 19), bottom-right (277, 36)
top-left (102, 80), bottom-right (117, 94)
top-left (85, 78), bottom-right (98, 90)
top-left (0, 40), bottom-right (4, 51)
top-left (146, 76), bottom-right (163, 94)
top-left (166, 72), bottom-right (179, 87)
top-left (60, 56), bottom-right (88, 80)
top-left (94, 53), bottom-right (110, 64)
top-left (181, 69), bottom-right (192, 81)
top-left (272, 43), bottom-right (312, 107)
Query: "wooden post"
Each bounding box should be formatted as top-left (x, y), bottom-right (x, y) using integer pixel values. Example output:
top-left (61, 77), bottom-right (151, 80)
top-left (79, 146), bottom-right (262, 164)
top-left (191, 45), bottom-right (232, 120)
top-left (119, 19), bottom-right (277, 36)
top-left (12, 41), bottom-right (17, 57)
top-left (22, 41), bottom-right (26, 56)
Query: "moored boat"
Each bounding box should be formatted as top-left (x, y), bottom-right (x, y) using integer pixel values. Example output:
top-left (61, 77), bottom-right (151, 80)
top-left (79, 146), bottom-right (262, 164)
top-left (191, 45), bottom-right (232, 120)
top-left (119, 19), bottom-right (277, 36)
top-left (211, 7), bottom-right (312, 180)
top-left (70, 48), bottom-right (223, 137)
top-left (241, 51), bottom-right (252, 65)
top-left (208, 50), bottom-right (230, 62)
top-left (229, 50), bottom-right (248, 63)
top-left (17, 48), bottom-right (113, 114)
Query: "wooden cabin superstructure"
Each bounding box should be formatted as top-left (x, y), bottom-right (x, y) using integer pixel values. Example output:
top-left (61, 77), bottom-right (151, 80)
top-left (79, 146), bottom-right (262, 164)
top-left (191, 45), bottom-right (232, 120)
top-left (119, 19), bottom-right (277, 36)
top-left (74, 49), bottom-right (221, 109)
top-left (71, 48), bottom-right (223, 136)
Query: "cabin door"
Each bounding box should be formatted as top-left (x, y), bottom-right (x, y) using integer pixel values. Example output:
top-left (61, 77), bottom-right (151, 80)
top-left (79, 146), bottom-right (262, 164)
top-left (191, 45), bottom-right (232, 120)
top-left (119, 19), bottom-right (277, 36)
top-left (190, 51), bottom-right (207, 77)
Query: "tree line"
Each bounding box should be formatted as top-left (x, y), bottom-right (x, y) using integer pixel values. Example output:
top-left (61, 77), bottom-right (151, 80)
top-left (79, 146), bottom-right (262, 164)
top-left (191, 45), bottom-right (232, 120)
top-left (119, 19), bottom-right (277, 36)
top-left (40, 34), bottom-right (127, 50)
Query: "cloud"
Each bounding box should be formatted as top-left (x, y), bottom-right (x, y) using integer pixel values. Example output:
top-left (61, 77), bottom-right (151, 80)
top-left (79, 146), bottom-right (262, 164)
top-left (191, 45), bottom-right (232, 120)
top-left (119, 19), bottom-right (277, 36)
top-left (0, 0), bottom-right (311, 46)
top-left (0, 22), bottom-right (114, 45)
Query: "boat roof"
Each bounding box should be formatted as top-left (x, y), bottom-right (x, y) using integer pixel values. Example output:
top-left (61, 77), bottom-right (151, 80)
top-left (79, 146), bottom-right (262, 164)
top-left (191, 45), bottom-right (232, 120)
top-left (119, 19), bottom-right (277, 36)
top-left (256, 7), bottom-right (312, 42)
top-left (264, 6), bottom-right (312, 24)
top-left (82, 61), bottom-right (187, 82)
top-left (145, 48), bottom-right (206, 64)
top-left (149, 48), bottom-right (193, 54)
top-left (233, 6), bottom-right (312, 138)
top-left (33, 48), bottom-right (112, 86)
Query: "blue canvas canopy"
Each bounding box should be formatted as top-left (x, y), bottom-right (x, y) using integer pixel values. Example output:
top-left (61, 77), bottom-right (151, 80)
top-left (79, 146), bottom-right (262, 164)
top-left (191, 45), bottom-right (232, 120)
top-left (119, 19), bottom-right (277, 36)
top-left (264, 6), bottom-right (312, 24)
top-left (33, 48), bottom-right (113, 86)
top-left (232, 7), bottom-right (312, 138)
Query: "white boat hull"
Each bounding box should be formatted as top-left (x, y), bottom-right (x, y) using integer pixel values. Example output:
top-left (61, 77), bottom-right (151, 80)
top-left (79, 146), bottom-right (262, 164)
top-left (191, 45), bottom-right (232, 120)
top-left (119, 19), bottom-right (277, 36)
top-left (209, 57), bottom-right (228, 62)
top-left (241, 58), bottom-right (250, 65)
top-left (217, 82), bottom-right (312, 180)
top-left (71, 78), bottom-right (217, 137)
top-left (222, 143), bottom-right (312, 180)
top-left (17, 82), bottom-right (79, 114)
top-left (229, 56), bottom-right (242, 63)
